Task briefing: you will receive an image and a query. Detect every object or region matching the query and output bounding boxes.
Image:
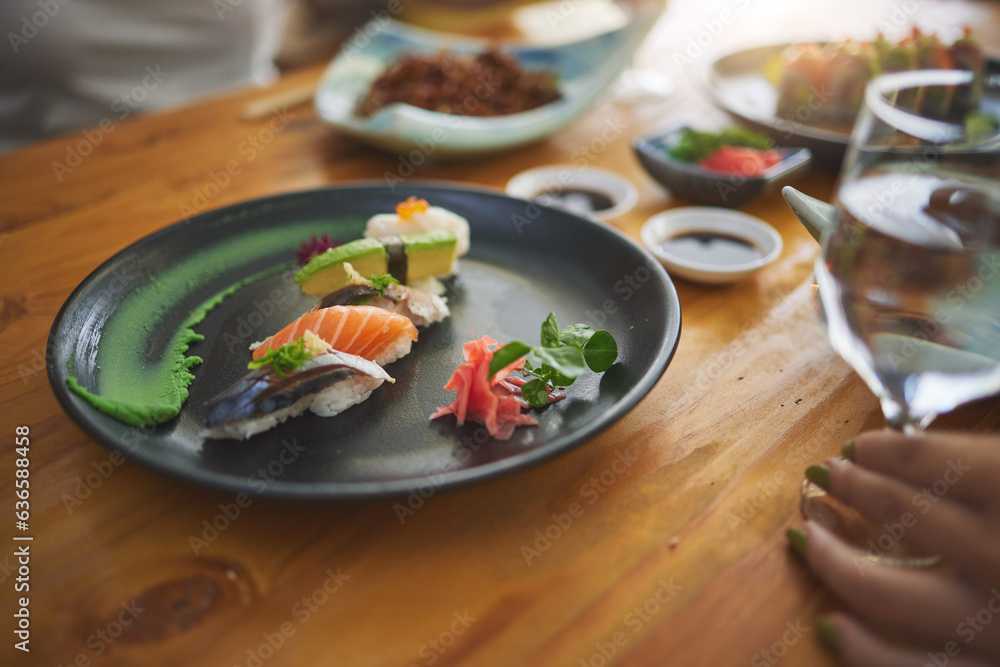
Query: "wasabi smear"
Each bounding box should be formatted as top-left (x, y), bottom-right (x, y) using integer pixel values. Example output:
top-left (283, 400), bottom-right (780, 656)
top-left (62, 215), bottom-right (366, 428)
top-left (67, 280), bottom-right (251, 427)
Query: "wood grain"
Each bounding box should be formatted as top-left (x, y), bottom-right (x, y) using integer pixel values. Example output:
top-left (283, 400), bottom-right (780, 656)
top-left (1, 1), bottom-right (998, 665)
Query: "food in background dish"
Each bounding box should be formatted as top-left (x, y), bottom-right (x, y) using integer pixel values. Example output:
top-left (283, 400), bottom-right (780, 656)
top-left (769, 28), bottom-right (984, 126)
top-left (669, 127), bottom-right (782, 177)
top-left (354, 50), bottom-right (561, 118)
top-left (204, 332), bottom-right (394, 440)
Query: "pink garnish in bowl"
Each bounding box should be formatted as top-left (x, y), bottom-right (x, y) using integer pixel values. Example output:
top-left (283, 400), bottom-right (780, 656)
top-left (296, 234), bottom-right (342, 266)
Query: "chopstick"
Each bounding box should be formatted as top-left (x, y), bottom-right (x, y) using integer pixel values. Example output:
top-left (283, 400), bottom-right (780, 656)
top-left (241, 83), bottom-right (316, 120)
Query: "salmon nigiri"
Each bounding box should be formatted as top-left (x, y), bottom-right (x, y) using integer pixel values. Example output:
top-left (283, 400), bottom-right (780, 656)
top-left (252, 306), bottom-right (418, 366)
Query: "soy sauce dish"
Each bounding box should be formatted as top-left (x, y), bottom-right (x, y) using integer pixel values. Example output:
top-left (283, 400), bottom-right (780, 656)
top-left (640, 207), bottom-right (783, 284)
top-left (506, 165), bottom-right (638, 222)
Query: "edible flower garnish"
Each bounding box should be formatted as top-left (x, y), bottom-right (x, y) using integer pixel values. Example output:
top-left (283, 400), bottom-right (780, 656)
top-left (296, 234), bottom-right (342, 266)
top-left (368, 272), bottom-right (400, 296)
top-left (248, 337), bottom-right (313, 378)
top-left (396, 196), bottom-right (429, 220)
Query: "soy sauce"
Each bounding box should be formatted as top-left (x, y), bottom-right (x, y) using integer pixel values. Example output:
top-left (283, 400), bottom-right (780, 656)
top-left (536, 188), bottom-right (616, 214)
top-left (659, 232), bottom-right (763, 265)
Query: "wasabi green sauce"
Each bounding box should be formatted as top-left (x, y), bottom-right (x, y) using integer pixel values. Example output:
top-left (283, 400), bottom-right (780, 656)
top-left (66, 217), bottom-right (363, 427)
top-left (66, 281), bottom-right (246, 427)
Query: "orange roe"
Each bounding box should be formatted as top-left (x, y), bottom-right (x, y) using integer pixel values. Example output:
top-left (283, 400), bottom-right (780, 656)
top-left (396, 196), bottom-right (430, 220)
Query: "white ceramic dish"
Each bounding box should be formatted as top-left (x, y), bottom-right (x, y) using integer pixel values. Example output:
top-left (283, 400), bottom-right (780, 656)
top-left (640, 207), bottom-right (783, 284)
top-left (506, 165), bottom-right (638, 221)
top-left (313, 16), bottom-right (660, 156)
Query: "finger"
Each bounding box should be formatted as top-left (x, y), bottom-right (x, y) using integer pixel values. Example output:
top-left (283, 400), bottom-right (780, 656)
top-left (850, 430), bottom-right (1000, 510)
top-left (801, 521), bottom-right (987, 644)
top-left (823, 612), bottom-right (997, 667)
top-left (826, 458), bottom-right (1000, 589)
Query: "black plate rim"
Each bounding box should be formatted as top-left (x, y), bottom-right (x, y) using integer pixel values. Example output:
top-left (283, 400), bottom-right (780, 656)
top-left (47, 182), bottom-right (682, 499)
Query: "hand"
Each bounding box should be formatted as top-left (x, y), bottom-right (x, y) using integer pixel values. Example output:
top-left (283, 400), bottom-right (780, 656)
top-left (788, 429), bottom-right (1000, 666)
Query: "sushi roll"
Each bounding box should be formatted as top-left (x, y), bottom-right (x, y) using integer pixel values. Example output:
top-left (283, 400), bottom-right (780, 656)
top-left (366, 197), bottom-right (471, 257)
top-left (251, 305), bottom-right (419, 366)
top-left (204, 334), bottom-right (394, 440)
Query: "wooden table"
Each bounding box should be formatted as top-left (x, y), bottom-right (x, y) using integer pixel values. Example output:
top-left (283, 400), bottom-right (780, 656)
top-left (2, 1), bottom-right (998, 665)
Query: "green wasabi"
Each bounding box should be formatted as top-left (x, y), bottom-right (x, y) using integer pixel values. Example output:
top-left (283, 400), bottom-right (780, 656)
top-left (66, 281), bottom-right (246, 427)
top-left (63, 216), bottom-right (359, 428)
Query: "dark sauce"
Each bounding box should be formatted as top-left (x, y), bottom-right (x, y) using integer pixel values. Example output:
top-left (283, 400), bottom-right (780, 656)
top-left (659, 232), bottom-right (763, 265)
top-left (535, 188), bottom-right (616, 214)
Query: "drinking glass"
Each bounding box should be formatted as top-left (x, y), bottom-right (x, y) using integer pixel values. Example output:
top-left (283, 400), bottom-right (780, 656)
top-left (804, 68), bottom-right (1000, 565)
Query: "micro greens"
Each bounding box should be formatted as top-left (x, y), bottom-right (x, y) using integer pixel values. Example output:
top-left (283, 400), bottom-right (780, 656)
top-left (369, 273), bottom-right (400, 296)
top-left (488, 312), bottom-right (619, 408)
top-left (248, 338), bottom-right (311, 378)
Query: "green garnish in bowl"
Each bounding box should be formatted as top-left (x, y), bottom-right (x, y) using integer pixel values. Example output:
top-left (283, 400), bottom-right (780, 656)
top-left (669, 126), bottom-right (773, 163)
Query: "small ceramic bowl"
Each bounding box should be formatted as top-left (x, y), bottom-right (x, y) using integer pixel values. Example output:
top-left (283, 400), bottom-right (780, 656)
top-left (640, 207), bottom-right (783, 284)
top-left (506, 165), bottom-right (638, 221)
top-left (633, 126), bottom-right (812, 208)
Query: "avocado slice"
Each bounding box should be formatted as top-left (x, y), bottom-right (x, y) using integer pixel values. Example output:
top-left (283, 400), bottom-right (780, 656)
top-left (400, 230), bottom-right (457, 282)
top-left (296, 231), bottom-right (457, 296)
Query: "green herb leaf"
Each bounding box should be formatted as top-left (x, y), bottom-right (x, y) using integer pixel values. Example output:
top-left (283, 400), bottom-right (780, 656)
top-left (559, 323), bottom-right (594, 348)
top-left (583, 329), bottom-right (618, 372)
top-left (369, 273), bottom-right (400, 296)
top-left (551, 371), bottom-right (576, 388)
top-left (488, 341), bottom-right (532, 379)
top-left (540, 312), bottom-right (560, 348)
top-left (528, 346), bottom-right (586, 380)
top-left (248, 338), bottom-right (311, 378)
top-left (521, 378), bottom-right (550, 408)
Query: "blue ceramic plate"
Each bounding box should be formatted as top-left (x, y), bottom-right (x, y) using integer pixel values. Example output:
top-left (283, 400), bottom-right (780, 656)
top-left (314, 17), bottom-right (658, 156)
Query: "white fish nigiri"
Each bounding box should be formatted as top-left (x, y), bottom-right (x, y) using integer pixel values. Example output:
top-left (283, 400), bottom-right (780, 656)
top-left (366, 197), bottom-right (470, 257)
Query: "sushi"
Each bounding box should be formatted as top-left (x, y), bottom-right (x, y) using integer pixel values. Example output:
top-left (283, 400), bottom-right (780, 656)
top-left (366, 197), bottom-right (471, 257)
top-left (251, 305), bottom-right (418, 366)
top-left (204, 333), bottom-right (394, 440)
top-left (308, 269), bottom-right (451, 327)
top-left (771, 28), bottom-right (985, 126)
top-left (295, 230), bottom-right (459, 297)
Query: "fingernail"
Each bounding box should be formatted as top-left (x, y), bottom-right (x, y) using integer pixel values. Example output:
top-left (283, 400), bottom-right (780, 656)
top-left (786, 526), bottom-right (808, 558)
top-left (806, 464), bottom-right (831, 491)
top-left (815, 616), bottom-right (840, 654)
top-left (842, 438), bottom-right (857, 462)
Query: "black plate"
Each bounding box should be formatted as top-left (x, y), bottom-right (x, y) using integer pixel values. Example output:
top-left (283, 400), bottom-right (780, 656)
top-left (48, 183), bottom-right (681, 499)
